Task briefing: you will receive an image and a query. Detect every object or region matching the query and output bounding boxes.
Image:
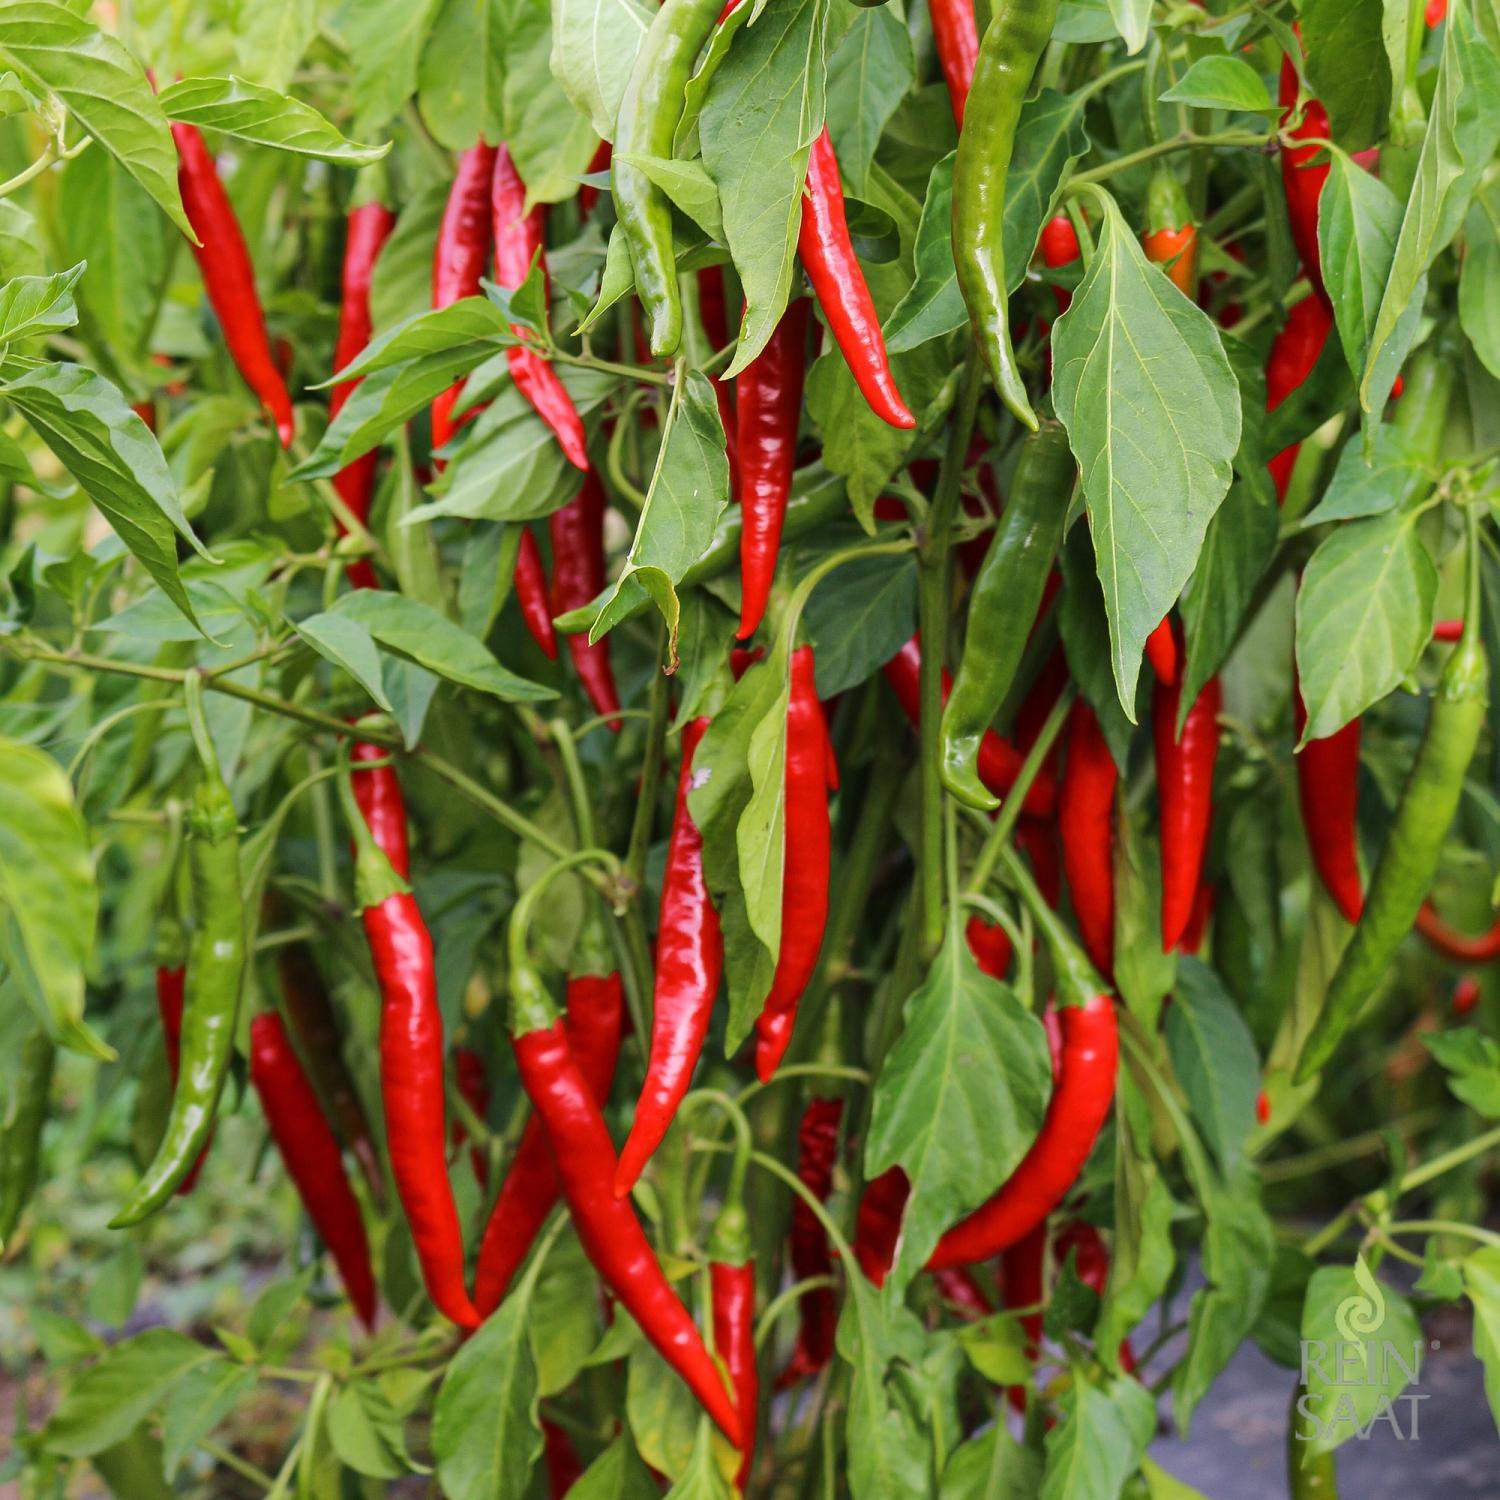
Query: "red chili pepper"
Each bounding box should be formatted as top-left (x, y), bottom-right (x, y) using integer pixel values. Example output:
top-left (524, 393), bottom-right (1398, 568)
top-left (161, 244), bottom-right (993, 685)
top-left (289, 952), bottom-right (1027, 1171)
top-left (351, 741), bottom-right (411, 880)
top-left (1059, 701), bottom-right (1117, 976)
top-left (1038, 214), bottom-right (1080, 315)
top-left (170, 123), bottom-right (295, 448)
top-left (965, 914), bottom-right (1013, 980)
top-left (1278, 49), bottom-right (1330, 296)
top-left (1256, 1088), bottom-right (1271, 1126)
top-left (453, 1048), bottom-right (490, 1189)
top-left (1142, 169), bottom-right (1197, 298)
top-left (550, 474), bottom-right (620, 725)
top-left (541, 1420), bottom-right (584, 1498)
top-left (1266, 296), bottom-right (1333, 501)
top-left (778, 1094), bottom-right (843, 1385)
top-left (1054, 1220), bottom-right (1136, 1373)
top-left (1417, 905), bottom-right (1500, 965)
top-left (1013, 643), bottom-right (1071, 809)
top-left (511, 1015), bottom-right (741, 1443)
top-left (349, 756), bottom-right (480, 1331)
top-left (155, 965), bottom-right (209, 1195)
top-left (1433, 618), bottom-right (1465, 643)
top-left (1153, 672), bottom-right (1222, 953)
top-left (1293, 682), bottom-right (1363, 925)
top-left (755, 646), bottom-right (835, 1082)
top-left (699, 264), bottom-right (731, 350)
top-left (493, 146), bottom-right (589, 471)
top-left (882, 636), bottom-right (1058, 816)
top-left (616, 718), bottom-right (724, 1195)
top-left (578, 139), bottom-right (612, 220)
top-left (515, 527), bottom-right (559, 660)
top-left (710, 1209), bottom-right (757, 1489)
top-left (1016, 815), bottom-right (1063, 911)
top-left (930, 0), bottom-right (979, 123)
top-left (853, 1165), bottom-right (910, 1285)
top-left (1180, 883), bottom-right (1215, 956)
top-left (1001, 1223), bottom-right (1046, 1409)
top-left (473, 971), bottom-right (623, 1315)
top-left (1426, 0), bottom-right (1448, 24)
top-left (331, 200), bottom-right (396, 589)
top-left (431, 144), bottom-right (498, 454)
top-left (1144, 617), bottom-right (1179, 685)
top-left (1452, 975), bottom-right (1481, 1017)
top-left (798, 130), bottom-right (915, 431)
top-left (934, 1266), bottom-right (994, 1318)
top-left (250, 1012), bottom-right (378, 1329)
top-left (737, 298), bottom-right (810, 640)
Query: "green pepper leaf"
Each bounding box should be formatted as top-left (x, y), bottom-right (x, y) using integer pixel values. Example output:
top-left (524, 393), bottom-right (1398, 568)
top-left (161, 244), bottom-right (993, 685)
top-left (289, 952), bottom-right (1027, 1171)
top-left (158, 76), bottom-right (390, 165)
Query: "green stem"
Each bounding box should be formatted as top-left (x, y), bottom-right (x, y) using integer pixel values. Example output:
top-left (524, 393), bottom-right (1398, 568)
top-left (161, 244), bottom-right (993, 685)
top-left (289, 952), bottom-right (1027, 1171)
top-left (198, 1439), bottom-right (276, 1489)
top-left (1068, 130), bottom-right (1270, 189)
top-left (1387, 1219), bottom-right (1500, 1250)
top-left (549, 717), bottom-right (597, 849)
top-left (753, 1275), bottom-right (836, 1351)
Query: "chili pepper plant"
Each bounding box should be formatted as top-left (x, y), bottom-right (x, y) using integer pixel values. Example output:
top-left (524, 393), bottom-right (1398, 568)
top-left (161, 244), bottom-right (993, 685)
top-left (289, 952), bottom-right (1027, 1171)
top-left (1, 0), bottom-right (1499, 1496)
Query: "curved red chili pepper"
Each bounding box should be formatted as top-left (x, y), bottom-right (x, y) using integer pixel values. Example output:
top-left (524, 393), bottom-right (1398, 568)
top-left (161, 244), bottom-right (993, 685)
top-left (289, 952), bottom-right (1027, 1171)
top-left (170, 124), bottom-right (295, 449)
top-left (250, 1012), bottom-right (378, 1329)
top-left (927, 992), bottom-right (1117, 1269)
top-left (550, 474), bottom-right (621, 724)
top-left (778, 1094), bottom-right (843, 1385)
top-left (930, 0), bottom-right (979, 123)
top-left (471, 972), bottom-right (622, 1316)
top-left (452, 1048), bottom-right (491, 1189)
top-left (1154, 673), bottom-right (1222, 953)
top-left (155, 965), bottom-right (210, 1195)
top-left (512, 1017), bottom-right (741, 1444)
top-left (965, 913), bottom-right (1013, 980)
top-left (616, 719), bottom-right (723, 1195)
top-left (755, 646), bottom-right (834, 1081)
top-left (541, 1420), bottom-right (584, 1497)
top-left (1059, 700), bottom-right (1117, 975)
top-left (711, 1259), bottom-right (758, 1488)
top-left (331, 200), bottom-right (396, 589)
top-left (1292, 681), bottom-right (1363, 925)
top-left (797, 130), bottom-right (914, 431)
top-left (515, 527), bottom-right (559, 659)
top-left (1417, 905), bottom-right (1500, 964)
top-left (493, 146), bottom-right (589, 471)
top-left (737, 298), bottom-right (810, 639)
top-left (853, 1165), bottom-right (910, 1285)
top-left (431, 144), bottom-right (498, 453)
top-left (882, 636), bottom-right (1057, 816)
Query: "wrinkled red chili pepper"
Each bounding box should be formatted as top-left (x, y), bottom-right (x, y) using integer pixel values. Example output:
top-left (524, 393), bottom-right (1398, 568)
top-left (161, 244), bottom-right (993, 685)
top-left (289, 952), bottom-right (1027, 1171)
top-left (737, 298), bottom-right (810, 639)
top-left (778, 1093), bottom-right (844, 1385)
top-left (170, 123), bottom-right (295, 448)
top-left (473, 970), bottom-right (623, 1315)
top-left (966, 914), bottom-right (1013, 980)
top-left (453, 1048), bottom-right (490, 1189)
top-left (550, 473), bottom-right (621, 725)
top-left (493, 146), bottom-right (589, 471)
top-left (882, 636), bottom-right (1057, 816)
top-left (616, 718), bottom-right (724, 1195)
top-left (755, 646), bottom-right (835, 1081)
top-left (1154, 672), bottom-right (1222, 953)
top-left (1059, 701), bottom-right (1117, 975)
top-left (331, 199), bottom-right (396, 588)
top-left (431, 144), bottom-right (498, 454)
top-left (930, 0), bottom-right (979, 122)
top-left (798, 130), bottom-right (914, 431)
top-left (515, 528), bottom-right (559, 660)
top-left (155, 965), bottom-right (209, 1195)
top-left (250, 1011), bottom-right (378, 1329)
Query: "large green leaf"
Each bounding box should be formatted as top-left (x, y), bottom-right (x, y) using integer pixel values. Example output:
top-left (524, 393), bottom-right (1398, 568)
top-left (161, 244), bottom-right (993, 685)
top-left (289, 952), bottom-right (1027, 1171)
top-left (339, 0), bottom-right (444, 137)
top-left (1040, 1373), bottom-right (1156, 1500)
top-left (159, 76), bottom-right (389, 164)
top-left (416, 0), bottom-right (505, 151)
top-left (1299, 423), bottom-right (1429, 526)
top-left (1164, 959), bottom-right (1260, 1172)
top-left (234, 0), bottom-right (317, 92)
top-left (570, 1436), bottom-right (660, 1500)
top-left (549, 0), bottom-right (653, 141)
top-left (1301, 0), bottom-right (1391, 150)
top-left (824, 8), bottom-right (913, 194)
top-left (938, 1423), bottom-right (1042, 1500)
top-left (503, 0), bottom-right (599, 205)
top-left (865, 924), bottom-right (1052, 1291)
top-left (1052, 192), bottom-right (1241, 719)
top-left (1460, 186), bottom-right (1500, 380)
top-left (0, 264), bottom-right (81, 345)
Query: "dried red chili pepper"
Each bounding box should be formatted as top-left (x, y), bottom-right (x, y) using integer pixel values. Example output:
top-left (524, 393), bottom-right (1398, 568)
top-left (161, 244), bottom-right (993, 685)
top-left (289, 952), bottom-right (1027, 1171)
top-left (250, 1011), bottom-right (378, 1329)
top-left (737, 298), bottom-right (810, 639)
top-left (1154, 672), bottom-right (1222, 953)
top-left (798, 130), bottom-right (914, 431)
top-left (453, 1048), bottom-right (490, 1189)
top-left (550, 474), bottom-right (620, 724)
top-left (473, 967), bottom-right (623, 1315)
top-left (331, 198), bottom-right (396, 589)
top-left (431, 144), bottom-right (498, 454)
top-left (155, 964), bottom-right (209, 1195)
top-left (515, 528), bottom-right (559, 660)
top-left (616, 718), bottom-right (723, 1194)
top-left (1059, 700), bottom-right (1117, 975)
top-left (778, 1093), bottom-right (844, 1385)
top-left (755, 645), bottom-right (835, 1081)
top-left (930, 0), bottom-right (979, 122)
top-left (882, 636), bottom-right (1057, 816)
top-left (170, 123), bottom-right (295, 448)
top-left (493, 146), bottom-right (589, 471)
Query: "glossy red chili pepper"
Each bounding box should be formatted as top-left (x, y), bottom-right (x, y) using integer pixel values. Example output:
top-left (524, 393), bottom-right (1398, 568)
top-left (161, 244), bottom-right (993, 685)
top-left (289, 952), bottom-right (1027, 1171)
top-left (931, 0), bottom-right (979, 123)
top-left (550, 474), bottom-right (620, 725)
top-left (493, 146), bottom-right (589, 471)
top-left (798, 130), bottom-right (914, 431)
top-left (1154, 672), bottom-right (1222, 953)
top-left (1293, 682), bottom-right (1363, 925)
top-left (1144, 617), bottom-right (1179, 685)
top-left (351, 757), bottom-right (479, 1331)
top-left (250, 1012), bottom-right (377, 1329)
top-left (699, 263), bottom-right (731, 350)
top-left (155, 965), bottom-right (209, 1195)
top-left (1433, 618), bottom-right (1466, 643)
top-left (453, 1048), bottom-right (490, 1189)
top-left (1038, 213), bottom-right (1080, 315)
top-left (1059, 701), bottom-right (1117, 975)
top-left (1266, 296), bottom-right (1333, 501)
top-left (853, 1165), bottom-right (910, 1285)
top-left (331, 200), bottom-right (396, 589)
top-left (1452, 975), bottom-right (1481, 1017)
top-left (1426, 0), bottom-right (1448, 23)
top-left (473, 971), bottom-right (623, 1315)
top-left (1142, 169), bottom-right (1197, 298)
top-left (512, 1016), bottom-right (741, 1443)
top-left (515, 527), bottom-right (559, 660)
top-left (1278, 51), bottom-right (1330, 295)
top-left (882, 636), bottom-right (1057, 816)
top-left (1417, 905), bottom-right (1500, 964)
top-left (965, 914), bottom-right (1013, 980)
top-left (711, 1257), bottom-right (758, 1488)
top-left (616, 718), bottom-right (724, 1194)
top-left (170, 123), bottom-right (295, 448)
top-left (755, 646), bottom-right (835, 1081)
top-left (351, 741), bottom-right (411, 880)
top-left (542, 1420), bottom-right (584, 1498)
top-left (431, 144), bottom-right (498, 454)
top-left (737, 298), bottom-right (810, 639)
top-left (779, 1094), bottom-right (843, 1385)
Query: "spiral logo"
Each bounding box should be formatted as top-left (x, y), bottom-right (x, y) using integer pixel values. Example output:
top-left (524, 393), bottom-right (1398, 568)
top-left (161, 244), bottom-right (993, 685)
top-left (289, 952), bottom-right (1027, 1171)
top-left (1335, 1255), bottom-right (1387, 1343)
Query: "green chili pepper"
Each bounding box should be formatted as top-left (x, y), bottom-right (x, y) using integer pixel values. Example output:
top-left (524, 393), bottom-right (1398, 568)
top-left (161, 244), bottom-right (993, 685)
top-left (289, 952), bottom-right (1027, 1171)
top-left (111, 673), bottom-right (246, 1226)
top-left (612, 0), bottom-right (725, 358)
top-left (952, 0), bottom-right (1061, 430)
top-left (1288, 1383), bottom-right (1338, 1498)
top-left (941, 421), bottom-right (1074, 809)
top-left (1295, 508), bottom-right (1489, 1083)
top-left (0, 1025), bottom-right (56, 1246)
